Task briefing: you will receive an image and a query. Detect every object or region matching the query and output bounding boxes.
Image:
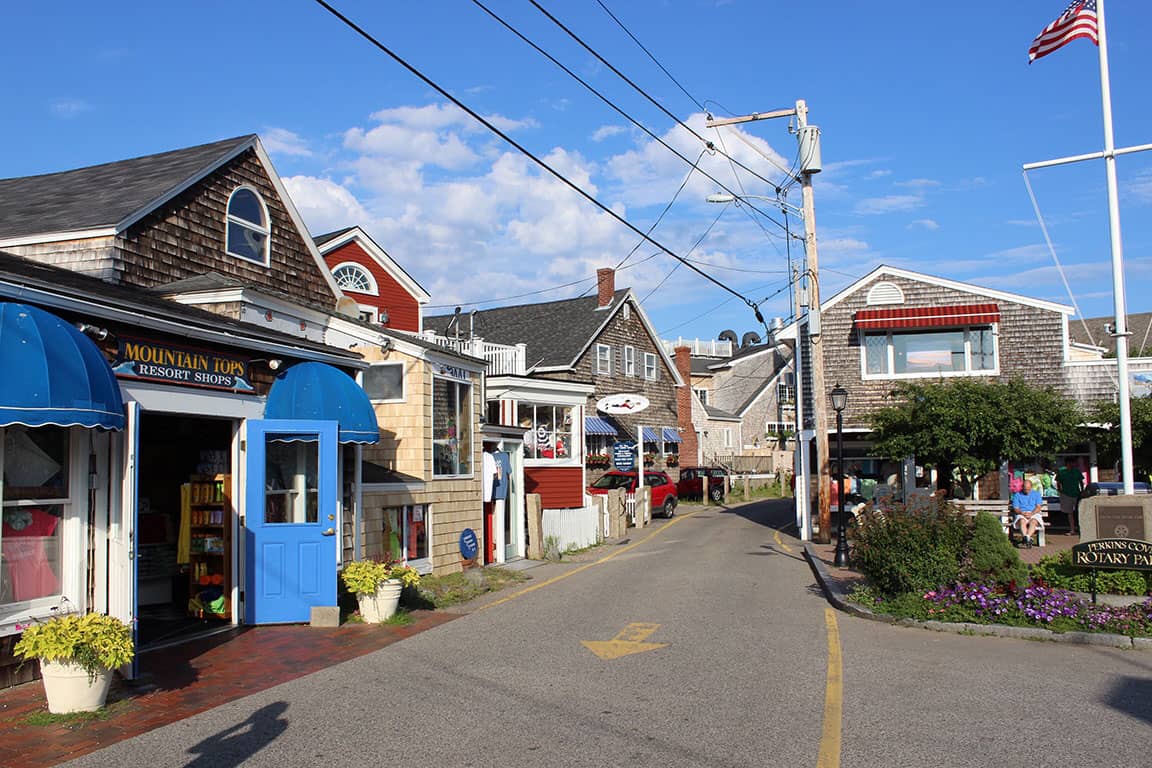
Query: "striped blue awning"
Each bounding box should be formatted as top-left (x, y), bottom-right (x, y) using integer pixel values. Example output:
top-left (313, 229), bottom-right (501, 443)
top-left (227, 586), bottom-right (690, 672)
top-left (662, 428), bottom-right (682, 443)
top-left (642, 427), bottom-right (661, 442)
top-left (584, 416), bottom-right (618, 436)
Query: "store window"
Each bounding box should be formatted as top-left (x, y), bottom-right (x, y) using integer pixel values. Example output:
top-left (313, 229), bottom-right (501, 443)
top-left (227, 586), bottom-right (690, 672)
top-left (364, 363), bottom-right (404, 402)
top-left (1, 426), bottom-right (70, 612)
top-left (862, 327), bottom-right (997, 378)
top-left (225, 186), bottom-right (270, 265)
top-left (624, 346), bottom-right (636, 377)
top-left (332, 262), bottom-right (378, 295)
top-left (382, 505), bottom-right (430, 573)
top-left (595, 344), bottom-right (611, 375)
top-left (644, 352), bottom-right (658, 381)
top-left (433, 376), bottom-right (472, 476)
top-left (517, 403), bottom-right (575, 462)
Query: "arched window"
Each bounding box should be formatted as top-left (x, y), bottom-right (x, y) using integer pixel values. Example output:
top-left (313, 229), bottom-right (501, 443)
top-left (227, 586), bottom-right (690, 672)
top-left (332, 262), bottom-right (378, 295)
top-left (226, 187), bottom-right (270, 264)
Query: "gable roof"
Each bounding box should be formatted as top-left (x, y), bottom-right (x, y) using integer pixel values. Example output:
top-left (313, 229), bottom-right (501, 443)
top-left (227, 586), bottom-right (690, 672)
top-left (314, 226), bottom-right (431, 304)
top-left (0, 136), bottom-right (255, 242)
top-left (1069, 312), bottom-right (1152, 355)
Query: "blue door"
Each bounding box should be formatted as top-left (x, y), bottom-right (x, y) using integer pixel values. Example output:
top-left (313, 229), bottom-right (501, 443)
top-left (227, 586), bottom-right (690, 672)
top-left (244, 420), bottom-right (338, 624)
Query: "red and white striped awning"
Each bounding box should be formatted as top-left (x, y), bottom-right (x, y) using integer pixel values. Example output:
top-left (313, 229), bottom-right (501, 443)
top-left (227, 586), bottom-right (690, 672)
top-left (853, 303), bottom-right (1000, 330)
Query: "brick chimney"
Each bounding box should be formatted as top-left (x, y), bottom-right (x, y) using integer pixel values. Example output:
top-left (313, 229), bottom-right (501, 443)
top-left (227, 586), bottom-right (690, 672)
top-left (674, 346), bottom-right (699, 467)
top-left (596, 267), bottom-right (615, 308)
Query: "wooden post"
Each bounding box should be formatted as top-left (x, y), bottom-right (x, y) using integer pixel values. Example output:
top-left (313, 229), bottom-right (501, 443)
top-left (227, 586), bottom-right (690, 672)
top-left (703, 475), bottom-right (710, 505)
top-left (526, 493), bottom-right (543, 559)
top-left (744, 474), bottom-right (750, 501)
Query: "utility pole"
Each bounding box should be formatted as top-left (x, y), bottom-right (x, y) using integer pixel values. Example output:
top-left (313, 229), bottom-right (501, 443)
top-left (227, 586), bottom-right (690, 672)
top-left (705, 99), bottom-right (829, 541)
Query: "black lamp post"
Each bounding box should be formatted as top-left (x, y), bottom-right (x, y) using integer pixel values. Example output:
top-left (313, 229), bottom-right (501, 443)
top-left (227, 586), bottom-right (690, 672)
top-left (830, 384), bottom-right (850, 567)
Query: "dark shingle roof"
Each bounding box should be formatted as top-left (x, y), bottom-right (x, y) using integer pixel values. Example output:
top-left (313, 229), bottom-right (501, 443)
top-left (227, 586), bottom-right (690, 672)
top-left (0, 136), bottom-right (255, 240)
top-left (1069, 313), bottom-right (1152, 355)
top-left (313, 228), bottom-right (355, 247)
top-left (703, 404), bottom-right (740, 421)
top-left (424, 290), bottom-right (629, 370)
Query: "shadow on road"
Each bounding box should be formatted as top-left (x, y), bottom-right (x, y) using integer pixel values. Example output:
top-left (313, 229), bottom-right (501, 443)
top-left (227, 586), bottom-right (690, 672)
top-left (183, 701), bottom-right (289, 767)
top-left (746, 543), bottom-right (807, 563)
top-left (1102, 676), bottom-right (1152, 726)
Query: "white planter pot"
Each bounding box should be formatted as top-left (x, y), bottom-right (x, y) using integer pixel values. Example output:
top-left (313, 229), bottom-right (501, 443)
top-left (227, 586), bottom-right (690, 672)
top-left (39, 659), bottom-right (114, 713)
top-left (357, 579), bottom-right (403, 623)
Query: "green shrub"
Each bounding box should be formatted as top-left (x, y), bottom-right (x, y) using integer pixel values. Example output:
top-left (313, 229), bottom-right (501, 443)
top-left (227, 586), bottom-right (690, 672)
top-left (851, 500), bottom-right (968, 595)
top-left (1032, 550), bottom-right (1152, 596)
top-left (963, 512), bottom-right (1028, 586)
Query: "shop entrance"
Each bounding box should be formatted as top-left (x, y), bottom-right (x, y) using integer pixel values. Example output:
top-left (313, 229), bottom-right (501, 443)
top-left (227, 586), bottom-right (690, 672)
top-left (136, 413), bottom-right (235, 648)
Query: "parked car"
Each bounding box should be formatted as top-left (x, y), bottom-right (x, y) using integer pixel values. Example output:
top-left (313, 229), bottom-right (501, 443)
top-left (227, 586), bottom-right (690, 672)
top-left (676, 466), bottom-right (729, 502)
top-left (587, 470), bottom-right (679, 517)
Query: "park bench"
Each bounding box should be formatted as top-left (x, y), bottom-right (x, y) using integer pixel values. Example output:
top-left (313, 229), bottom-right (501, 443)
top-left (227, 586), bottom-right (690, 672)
top-left (953, 499), bottom-right (1047, 548)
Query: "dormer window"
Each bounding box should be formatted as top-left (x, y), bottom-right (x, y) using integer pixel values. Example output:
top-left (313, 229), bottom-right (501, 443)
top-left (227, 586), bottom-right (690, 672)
top-left (332, 262), bottom-right (378, 295)
top-left (226, 187), bottom-right (270, 265)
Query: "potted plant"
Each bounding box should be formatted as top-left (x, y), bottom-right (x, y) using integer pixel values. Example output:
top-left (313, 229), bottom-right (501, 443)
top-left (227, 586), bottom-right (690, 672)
top-left (341, 559), bottom-right (421, 623)
top-left (13, 612), bottom-right (134, 713)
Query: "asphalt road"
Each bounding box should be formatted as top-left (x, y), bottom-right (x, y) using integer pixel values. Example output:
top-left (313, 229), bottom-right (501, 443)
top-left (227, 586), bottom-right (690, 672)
top-left (63, 501), bottom-right (1151, 768)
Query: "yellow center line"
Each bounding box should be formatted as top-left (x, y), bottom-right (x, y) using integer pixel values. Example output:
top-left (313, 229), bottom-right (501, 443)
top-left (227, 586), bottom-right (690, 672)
top-left (816, 606), bottom-right (843, 768)
top-left (774, 529), bottom-right (795, 553)
top-left (474, 510), bottom-right (699, 612)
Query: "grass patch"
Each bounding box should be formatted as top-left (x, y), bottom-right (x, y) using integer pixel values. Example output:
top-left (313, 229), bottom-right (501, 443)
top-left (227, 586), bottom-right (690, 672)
top-left (414, 566), bottom-right (528, 608)
top-left (727, 478), bottom-right (789, 503)
top-left (24, 699), bottom-right (131, 727)
top-left (380, 608), bottom-right (415, 626)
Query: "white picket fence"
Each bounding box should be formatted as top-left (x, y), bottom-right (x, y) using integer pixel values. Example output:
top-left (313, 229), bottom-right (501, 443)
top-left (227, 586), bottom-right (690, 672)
top-left (542, 505), bottom-right (602, 552)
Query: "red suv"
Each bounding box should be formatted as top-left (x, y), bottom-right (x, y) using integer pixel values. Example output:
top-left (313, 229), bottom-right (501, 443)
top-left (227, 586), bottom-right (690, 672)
top-left (676, 467), bottom-right (729, 502)
top-left (587, 470), bottom-right (679, 517)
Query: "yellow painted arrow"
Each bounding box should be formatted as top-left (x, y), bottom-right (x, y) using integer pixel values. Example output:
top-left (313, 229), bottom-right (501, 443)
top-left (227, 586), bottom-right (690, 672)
top-left (581, 622), bottom-right (668, 660)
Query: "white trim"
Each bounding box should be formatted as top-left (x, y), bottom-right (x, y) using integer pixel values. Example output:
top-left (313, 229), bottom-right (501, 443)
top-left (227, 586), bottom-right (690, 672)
top-left (735, 361), bottom-right (792, 417)
top-left (595, 343), bottom-right (612, 375)
top-left (431, 375), bottom-right (475, 479)
top-left (330, 261), bottom-right (379, 296)
top-left (225, 185), bottom-right (272, 266)
top-left (0, 228), bottom-right (118, 248)
top-left (486, 375), bottom-right (594, 405)
top-left (643, 352), bottom-right (658, 381)
top-left (362, 482), bottom-right (426, 492)
top-left (624, 345), bottom-right (636, 377)
top-left (316, 227), bottom-right (432, 304)
top-left (1062, 313), bottom-right (1071, 363)
top-left (121, 381), bottom-right (265, 418)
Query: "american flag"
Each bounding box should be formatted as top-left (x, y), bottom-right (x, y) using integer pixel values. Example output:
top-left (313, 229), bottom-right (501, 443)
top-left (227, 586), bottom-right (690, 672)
top-left (1029, 1), bottom-right (1099, 63)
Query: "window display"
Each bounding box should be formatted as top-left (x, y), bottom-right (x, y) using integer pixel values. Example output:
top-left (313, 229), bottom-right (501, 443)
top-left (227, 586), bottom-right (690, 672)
top-left (433, 377), bottom-right (472, 476)
top-left (1, 425), bottom-right (68, 606)
top-left (517, 403), bottom-right (574, 461)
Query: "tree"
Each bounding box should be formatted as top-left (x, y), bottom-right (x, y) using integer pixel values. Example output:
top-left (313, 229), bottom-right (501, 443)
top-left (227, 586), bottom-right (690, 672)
top-left (1084, 395), bottom-right (1152, 477)
top-left (869, 379), bottom-right (1082, 495)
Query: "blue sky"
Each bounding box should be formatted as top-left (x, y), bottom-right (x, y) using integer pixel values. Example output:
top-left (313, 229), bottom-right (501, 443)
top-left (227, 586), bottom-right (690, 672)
top-left (4, 1), bottom-right (1151, 344)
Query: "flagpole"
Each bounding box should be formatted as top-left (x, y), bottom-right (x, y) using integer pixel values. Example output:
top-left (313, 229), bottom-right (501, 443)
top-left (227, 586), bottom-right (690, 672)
top-left (1096, 0), bottom-right (1136, 493)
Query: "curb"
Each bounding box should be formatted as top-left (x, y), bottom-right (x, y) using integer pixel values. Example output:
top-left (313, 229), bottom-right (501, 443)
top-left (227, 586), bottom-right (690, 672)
top-left (801, 542), bottom-right (1147, 650)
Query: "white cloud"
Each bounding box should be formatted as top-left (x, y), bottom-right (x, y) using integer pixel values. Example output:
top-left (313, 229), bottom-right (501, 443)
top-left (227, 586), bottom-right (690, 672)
top-left (282, 176), bottom-right (369, 237)
top-left (896, 178), bottom-right (942, 189)
top-left (592, 124), bottom-right (627, 142)
top-left (854, 195), bottom-right (925, 215)
top-left (262, 127), bottom-right (312, 157)
top-left (1127, 169), bottom-right (1152, 204)
top-left (50, 99), bottom-right (92, 118)
top-left (869, 169), bottom-right (892, 178)
top-left (908, 218), bottom-right (940, 231)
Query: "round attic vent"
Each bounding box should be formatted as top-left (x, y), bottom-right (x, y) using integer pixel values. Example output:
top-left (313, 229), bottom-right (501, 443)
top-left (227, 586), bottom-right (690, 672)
top-left (866, 281), bottom-right (905, 306)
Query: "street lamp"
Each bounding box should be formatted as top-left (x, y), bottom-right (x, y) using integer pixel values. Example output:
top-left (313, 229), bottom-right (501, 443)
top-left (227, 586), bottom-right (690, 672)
top-left (830, 383), bottom-right (849, 567)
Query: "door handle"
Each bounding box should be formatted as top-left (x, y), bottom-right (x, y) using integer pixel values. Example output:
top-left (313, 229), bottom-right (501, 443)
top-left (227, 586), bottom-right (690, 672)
top-left (321, 528), bottom-right (336, 536)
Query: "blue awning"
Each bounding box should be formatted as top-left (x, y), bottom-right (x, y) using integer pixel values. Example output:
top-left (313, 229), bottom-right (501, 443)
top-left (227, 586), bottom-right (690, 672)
top-left (584, 416), bottom-right (618, 436)
top-left (662, 428), bottom-right (682, 443)
top-left (264, 362), bottom-right (379, 444)
top-left (642, 427), bottom-right (662, 442)
top-left (0, 302), bottom-right (124, 430)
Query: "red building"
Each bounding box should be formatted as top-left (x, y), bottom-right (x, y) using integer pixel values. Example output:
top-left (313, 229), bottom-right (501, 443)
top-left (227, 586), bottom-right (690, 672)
top-left (315, 226), bottom-right (430, 332)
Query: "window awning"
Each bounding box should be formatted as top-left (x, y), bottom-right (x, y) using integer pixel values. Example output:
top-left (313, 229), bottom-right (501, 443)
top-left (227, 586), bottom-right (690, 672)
top-left (854, 303), bottom-right (1000, 330)
top-left (264, 362), bottom-right (380, 444)
top-left (662, 428), bottom-right (682, 443)
top-left (584, 416), bottom-right (618, 436)
top-left (0, 302), bottom-right (125, 430)
top-left (642, 427), bottom-right (662, 442)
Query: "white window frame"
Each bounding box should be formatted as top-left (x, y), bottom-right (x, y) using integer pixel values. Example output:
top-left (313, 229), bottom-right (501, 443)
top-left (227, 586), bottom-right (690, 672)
top-left (362, 362), bottom-right (405, 403)
top-left (723, 428), bottom-right (733, 448)
top-left (860, 325), bottom-right (1000, 380)
top-left (595, 344), bottom-right (612, 375)
top-left (693, 387), bottom-right (709, 405)
top-left (624, 346), bottom-right (636, 377)
top-left (432, 375), bottom-right (474, 478)
top-left (395, 504), bottom-right (432, 574)
top-left (1, 427), bottom-right (86, 635)
top-left (518, 402), bottom-right (580, 466)
top-left (225, 186), bottom-right (271, 266)
top-left (643, 352), bottom-right (658, 381)
top-left (332, 262), bottom-right (379, 296)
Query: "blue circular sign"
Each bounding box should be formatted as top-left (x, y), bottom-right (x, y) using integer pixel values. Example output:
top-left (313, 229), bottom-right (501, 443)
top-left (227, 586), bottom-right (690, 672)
top-left (612, 441), bottom-right (637, 472)
top-left (459, 528), bottom-right (479, 561)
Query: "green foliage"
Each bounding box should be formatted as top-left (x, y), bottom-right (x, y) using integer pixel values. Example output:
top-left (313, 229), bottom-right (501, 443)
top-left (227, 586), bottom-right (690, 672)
top-left (1031, 550), bottom-right (1152, 596)
top-left (340, 559), bottom-right (421, 595)
top-left (851, 500), bottom-right (969, 595)
top-left (14, 613), bottom-right (134, 680)
top-left (414, 566), bottom-right (528, 608)
top-left (870, 379), bottom-right (1081, 485)
top-left (963, 512), bottom-right (1028, 586)
top-left (1085, 396), bottom-right (1152, 476)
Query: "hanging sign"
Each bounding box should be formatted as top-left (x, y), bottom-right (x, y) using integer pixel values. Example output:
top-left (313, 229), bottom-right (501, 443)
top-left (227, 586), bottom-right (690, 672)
top-left (612, 440), bottom-right (637, 472)
top-left (112, 338), bottom-right (254, 391)
top-left (597, 394), bottom-right (650, 415)
top-left (433, 362), bottom-right (471, 382)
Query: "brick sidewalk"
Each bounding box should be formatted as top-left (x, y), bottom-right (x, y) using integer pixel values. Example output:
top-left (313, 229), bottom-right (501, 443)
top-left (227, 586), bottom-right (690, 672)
top-left (0, 610), bottom-right (456, 768)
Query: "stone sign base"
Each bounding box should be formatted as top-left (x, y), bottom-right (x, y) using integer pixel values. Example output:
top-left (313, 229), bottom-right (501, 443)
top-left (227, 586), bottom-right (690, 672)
top-left (1078, 495), bottom-right (1152, 542)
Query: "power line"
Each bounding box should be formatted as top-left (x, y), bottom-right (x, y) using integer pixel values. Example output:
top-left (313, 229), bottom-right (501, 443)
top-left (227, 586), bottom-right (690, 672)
top-left (307, 1), bottom-right (759, 312)
top-left (594, 0), bottom-right (705, 112)
top-left (639, 207), bottom-right (727, 304)
top-left (527, 0), bottom-right (794, 198)
top-left (470, 0), bottom-right (790, 236)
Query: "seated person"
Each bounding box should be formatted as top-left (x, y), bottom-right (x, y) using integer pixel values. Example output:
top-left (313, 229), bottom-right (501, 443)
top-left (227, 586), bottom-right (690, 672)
top-left (1010, 479), bottom-right (1045, 547)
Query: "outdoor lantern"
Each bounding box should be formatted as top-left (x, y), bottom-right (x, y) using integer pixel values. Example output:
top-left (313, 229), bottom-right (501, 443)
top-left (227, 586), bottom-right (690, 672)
top-left (830, 384), bottom-right (848, 413)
